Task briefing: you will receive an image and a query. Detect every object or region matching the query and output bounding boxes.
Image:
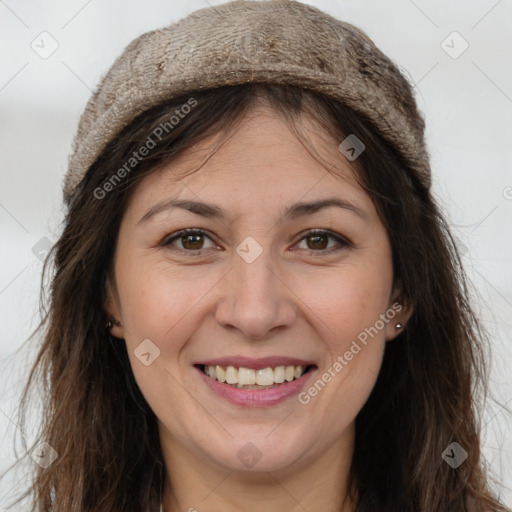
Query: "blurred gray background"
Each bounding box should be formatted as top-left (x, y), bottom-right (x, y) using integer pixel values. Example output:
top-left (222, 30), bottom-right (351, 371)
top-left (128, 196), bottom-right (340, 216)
top-left (1, 0), bottom-right (511, 509)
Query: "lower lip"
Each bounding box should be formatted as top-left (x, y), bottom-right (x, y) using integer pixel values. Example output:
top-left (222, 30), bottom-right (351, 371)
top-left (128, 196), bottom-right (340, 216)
top-left (195, 366), bottom-right (316, 407)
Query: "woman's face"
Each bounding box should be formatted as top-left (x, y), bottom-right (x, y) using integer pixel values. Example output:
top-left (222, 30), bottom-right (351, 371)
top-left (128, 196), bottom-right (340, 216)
top-left (106, 105), bottom-right (408, 475)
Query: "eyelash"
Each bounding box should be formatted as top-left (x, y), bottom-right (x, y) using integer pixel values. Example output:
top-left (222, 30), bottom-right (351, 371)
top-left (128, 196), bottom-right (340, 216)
top-left (161, 228), bottom-right (351, 256)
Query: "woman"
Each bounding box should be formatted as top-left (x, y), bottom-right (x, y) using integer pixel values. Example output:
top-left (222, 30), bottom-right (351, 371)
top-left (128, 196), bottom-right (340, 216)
top-left (3, 1), bottom-right (510, 511)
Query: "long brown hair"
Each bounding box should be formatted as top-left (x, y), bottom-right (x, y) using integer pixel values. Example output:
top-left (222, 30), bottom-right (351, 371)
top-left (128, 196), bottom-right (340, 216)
top-left (3, 83), bottom-right (511, 511)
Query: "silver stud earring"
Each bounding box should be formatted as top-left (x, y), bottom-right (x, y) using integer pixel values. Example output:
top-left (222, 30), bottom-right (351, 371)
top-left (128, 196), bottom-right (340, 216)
top-left (106, 318), bottom-right (121, 329)
top-left (395, 322), bottom-right (403, 329)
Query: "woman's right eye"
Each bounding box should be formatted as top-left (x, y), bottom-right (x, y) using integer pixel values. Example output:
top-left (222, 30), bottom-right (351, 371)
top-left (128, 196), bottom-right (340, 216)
top-left (162, 229), bottom-right (216, 253)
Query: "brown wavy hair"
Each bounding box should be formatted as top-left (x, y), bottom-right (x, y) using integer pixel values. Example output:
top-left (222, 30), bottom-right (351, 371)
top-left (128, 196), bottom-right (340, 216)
top-left (2, 83), bottom-right (511, 512)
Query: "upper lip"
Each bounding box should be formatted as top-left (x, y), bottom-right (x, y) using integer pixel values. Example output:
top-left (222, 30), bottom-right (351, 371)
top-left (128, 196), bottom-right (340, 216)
top-left (195, 356), bottom-right (317, 370)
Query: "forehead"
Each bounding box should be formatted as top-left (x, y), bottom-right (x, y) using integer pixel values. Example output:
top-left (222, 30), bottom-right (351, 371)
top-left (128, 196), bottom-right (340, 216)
top-left (125, 105), bottom-right (373, 220)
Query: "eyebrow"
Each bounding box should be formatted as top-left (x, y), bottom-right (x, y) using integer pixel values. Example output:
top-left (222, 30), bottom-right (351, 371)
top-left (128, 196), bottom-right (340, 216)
top-left (137, 197), bottom-right (368, 224)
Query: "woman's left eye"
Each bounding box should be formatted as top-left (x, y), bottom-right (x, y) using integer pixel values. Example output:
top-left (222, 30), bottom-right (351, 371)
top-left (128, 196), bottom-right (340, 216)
top-left (294, 230), bottom-right (350, 253)
top-left (162, 228), bottom-right (350, 254)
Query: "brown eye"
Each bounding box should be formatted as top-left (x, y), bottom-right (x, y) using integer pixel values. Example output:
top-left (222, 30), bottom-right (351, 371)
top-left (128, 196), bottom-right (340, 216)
top-left (296, 229), bottom-right (350, 253)
top-left (163, 229), bottom-right (216, 252)
top-left (306, 234), bottom-right (329, 250)
top-left (181, 233), bottom-right (204, 250)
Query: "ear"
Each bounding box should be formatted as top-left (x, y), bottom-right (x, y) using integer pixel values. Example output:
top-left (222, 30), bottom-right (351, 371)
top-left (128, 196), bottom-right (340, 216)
top-left (104, 276), bottom-right (125, 339)
top-left (385, 282), bottom-right (414, 342)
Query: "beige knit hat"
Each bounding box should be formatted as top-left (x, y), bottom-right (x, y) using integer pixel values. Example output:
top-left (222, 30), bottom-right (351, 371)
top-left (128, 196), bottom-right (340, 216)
top-left (63, 0), bottom-right (431, 203)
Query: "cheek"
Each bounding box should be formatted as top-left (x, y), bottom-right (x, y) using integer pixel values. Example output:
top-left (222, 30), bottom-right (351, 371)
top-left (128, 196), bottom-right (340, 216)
top-left (116, 253), bottom-right (213, 345)
top-left (298, 261), bottom-right (392, 350)
top-left (294, 253), bottom-right (392, 404)
top-left (114, 257), bottom-right (207, 422)
top-left (295, 268), bottom-right (390, 432)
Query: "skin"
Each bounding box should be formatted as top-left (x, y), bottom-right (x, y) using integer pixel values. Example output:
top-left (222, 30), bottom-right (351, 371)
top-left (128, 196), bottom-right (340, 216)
top-left (105, 104), bottom-right (412, 512)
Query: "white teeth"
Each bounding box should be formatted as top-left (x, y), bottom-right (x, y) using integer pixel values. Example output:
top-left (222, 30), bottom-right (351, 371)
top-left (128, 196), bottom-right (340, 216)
top-left (238, 367), bottom-right (256, 386)
top-left (215, 365), bottom-right (226, 383)
top-left (202, 364), bottom-right (311, 387)
top-left (256, 367), bottom-right (274, 386)
top-left (274, 365), bottom-right (285, 383)
top-left (225, 366), bottom-right (238, 384)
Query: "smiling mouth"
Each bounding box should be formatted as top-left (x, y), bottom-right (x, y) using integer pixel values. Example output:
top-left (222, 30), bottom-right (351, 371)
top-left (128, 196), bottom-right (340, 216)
top-left (195, 364), bottom-right (316, 389)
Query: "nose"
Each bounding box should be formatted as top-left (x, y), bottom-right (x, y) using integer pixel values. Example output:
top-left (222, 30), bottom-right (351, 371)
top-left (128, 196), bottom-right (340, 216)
top-left (214, 247), bottom-right (298, 340)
